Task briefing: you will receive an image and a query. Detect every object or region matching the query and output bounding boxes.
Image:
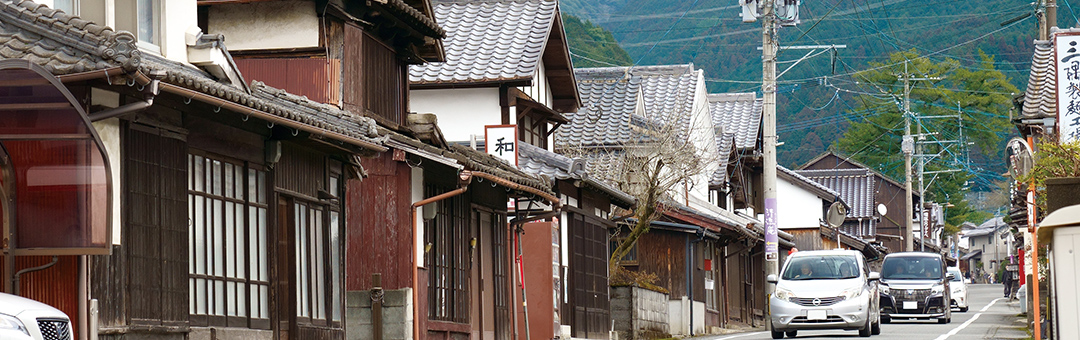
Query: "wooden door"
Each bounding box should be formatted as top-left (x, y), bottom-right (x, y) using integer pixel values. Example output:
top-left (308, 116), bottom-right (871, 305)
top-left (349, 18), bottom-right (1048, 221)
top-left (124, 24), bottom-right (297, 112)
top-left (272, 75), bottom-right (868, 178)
top-left (569, 213), bottom-right (611, 339)
top-left (275, 197), bottom-right (294, 340)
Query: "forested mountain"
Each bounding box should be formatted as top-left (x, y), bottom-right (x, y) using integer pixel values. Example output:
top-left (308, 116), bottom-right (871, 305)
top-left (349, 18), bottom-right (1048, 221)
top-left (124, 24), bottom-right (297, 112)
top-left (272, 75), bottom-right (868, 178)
top-left (560, 0), bottom-right (1060, 190)
top-left (563, 14), bottom-right (634, 67)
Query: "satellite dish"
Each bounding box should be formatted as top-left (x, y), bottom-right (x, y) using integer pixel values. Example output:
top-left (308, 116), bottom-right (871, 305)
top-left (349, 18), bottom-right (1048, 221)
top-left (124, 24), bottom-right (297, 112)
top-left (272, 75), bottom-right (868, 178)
top-left (826, 201), bottom-right (848, 228)
top-left (877, 203), bottom-right (888, 216)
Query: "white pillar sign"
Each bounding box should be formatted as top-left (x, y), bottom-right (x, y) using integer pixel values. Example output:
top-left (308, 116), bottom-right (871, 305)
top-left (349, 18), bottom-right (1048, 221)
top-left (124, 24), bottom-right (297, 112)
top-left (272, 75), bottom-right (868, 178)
top-left (485, 125), bottom-right (518, 167)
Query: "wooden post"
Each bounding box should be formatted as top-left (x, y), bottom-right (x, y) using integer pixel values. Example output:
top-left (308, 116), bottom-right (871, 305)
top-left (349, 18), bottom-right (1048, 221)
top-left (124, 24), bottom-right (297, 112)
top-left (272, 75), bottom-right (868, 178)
top-left (372, 273), bottom-right (384, 340)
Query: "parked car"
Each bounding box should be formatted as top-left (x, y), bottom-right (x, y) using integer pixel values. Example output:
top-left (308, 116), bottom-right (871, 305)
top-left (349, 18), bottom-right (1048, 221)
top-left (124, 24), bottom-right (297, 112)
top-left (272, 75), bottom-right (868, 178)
top-left (0, 292), bottom-right (73, 340)
top-left (768, 249), bottom-right (881, 339)
top-left (947, 267), bottom-right (969, 312)
top-left (878, 252), bottom-right (952, 324)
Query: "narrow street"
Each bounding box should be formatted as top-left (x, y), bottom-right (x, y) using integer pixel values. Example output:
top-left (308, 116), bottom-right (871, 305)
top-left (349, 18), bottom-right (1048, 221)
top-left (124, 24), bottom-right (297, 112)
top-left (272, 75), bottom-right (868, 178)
top-left (697, 284), bottom-right (1029, 340)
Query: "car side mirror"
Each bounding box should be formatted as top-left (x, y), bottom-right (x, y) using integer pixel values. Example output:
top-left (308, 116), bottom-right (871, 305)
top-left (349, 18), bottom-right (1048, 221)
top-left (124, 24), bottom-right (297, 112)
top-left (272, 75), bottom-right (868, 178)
top-left (868, 272), bottom-right (880, 281)
top-left (767, 274), bottom-right (778, 284)
top-left (946, 273), bottom-right (955, 281)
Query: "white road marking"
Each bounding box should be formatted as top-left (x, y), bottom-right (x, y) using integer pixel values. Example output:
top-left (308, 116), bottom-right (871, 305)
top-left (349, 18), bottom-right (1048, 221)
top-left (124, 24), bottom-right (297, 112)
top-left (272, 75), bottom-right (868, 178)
top-left (709, 331), bottom-right (767, 340)
top-left (932, 298), bottom-right (1004, 340)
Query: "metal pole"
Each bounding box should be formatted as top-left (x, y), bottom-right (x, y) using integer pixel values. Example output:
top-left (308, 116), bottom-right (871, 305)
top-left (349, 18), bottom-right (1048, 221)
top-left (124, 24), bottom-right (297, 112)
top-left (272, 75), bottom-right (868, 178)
top-left (902, 62), bottom-right (915, 253)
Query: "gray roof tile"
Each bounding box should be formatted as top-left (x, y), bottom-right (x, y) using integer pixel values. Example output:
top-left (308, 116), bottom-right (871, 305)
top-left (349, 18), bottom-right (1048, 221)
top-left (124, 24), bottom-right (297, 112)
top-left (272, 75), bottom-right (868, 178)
top-left (0, 0), bottom-right (384, 146)
top-left (794, 168), bottom-right (876, 219)
top-left (1021, 40), bottom-right (1054, 119)
top-left (708, 92), bottom-right (761, 151)
top-left (556, 64), bottom-right (702, 148)
top-left (778, 165), bottom-right (842, 200)
top-left (518, 142), bottom-right (635, 207)
top-left (409, 0), bottom-right (556, 84)
top-left (708, 133), bottom-right (735, 187)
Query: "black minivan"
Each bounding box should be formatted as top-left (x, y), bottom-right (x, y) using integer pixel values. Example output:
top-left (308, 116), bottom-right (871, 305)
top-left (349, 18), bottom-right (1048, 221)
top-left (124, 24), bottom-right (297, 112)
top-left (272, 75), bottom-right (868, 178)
top-left (878, 252), bottom-right (952, 324)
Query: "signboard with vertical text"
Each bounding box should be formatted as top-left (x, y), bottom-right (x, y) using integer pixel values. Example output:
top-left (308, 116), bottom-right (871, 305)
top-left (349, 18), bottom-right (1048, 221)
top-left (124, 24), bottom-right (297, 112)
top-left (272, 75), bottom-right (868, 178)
top-left (1056, 33), bottom-right (1080, 142)
top-left (485, 125), bottom-right (518, 167)
top-left (765, 197), bottom-right (778, 261)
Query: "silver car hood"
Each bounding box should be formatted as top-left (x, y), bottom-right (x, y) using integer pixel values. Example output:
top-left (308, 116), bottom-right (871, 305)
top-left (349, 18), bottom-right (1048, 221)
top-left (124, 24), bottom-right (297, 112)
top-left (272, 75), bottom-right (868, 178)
top-left (0, 292), bottom-right (65, 317)
top-left (777, 278), bottom-right (864, 297)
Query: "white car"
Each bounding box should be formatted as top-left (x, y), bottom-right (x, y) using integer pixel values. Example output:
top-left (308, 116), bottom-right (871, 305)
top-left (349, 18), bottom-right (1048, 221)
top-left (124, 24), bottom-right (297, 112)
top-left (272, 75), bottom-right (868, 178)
top-left (947, 267), bottom-right (969, 312)
top-left (768, 249), bottom-right (881, 338)
top-left (0, 292), bottom-right (73, 340)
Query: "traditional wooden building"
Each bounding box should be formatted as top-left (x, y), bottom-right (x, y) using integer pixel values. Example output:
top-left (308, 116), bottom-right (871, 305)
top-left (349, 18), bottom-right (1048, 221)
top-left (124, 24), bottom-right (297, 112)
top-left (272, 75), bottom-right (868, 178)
top-left (797, 152), bottom-right (921, 254)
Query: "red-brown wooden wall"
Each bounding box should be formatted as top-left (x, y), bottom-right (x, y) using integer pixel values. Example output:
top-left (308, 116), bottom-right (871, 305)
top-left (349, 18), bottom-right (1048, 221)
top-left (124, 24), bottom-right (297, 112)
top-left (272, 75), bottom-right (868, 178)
top-left (348, 152), bottom-right (414, 291)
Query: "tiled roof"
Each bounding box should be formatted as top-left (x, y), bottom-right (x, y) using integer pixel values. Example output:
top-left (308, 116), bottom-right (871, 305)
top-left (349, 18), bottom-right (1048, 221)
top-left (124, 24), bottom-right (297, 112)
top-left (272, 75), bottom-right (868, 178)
top-left (447, 143), bottom-right (554, 196)
top-left (708, 92), bottom-right (761, 151)
top-left (518, 142), bottom-right (636, 207)
top-left (1021, 40), bottom-right (1054, 119)
top-left (409, 0), bottom-right (556, 84)
top-left (708, 133), bottom-right (735, 187)
top-left (0, 0), bottom-right (385, 146)
top-left (794, 168), bottom-right (876, 219)
top-left (778, 165), bottom-right (842, 200)
top-left (382, 0), bottom-right (445, 39)
top-left (556, 64), bottom-right (702, 148)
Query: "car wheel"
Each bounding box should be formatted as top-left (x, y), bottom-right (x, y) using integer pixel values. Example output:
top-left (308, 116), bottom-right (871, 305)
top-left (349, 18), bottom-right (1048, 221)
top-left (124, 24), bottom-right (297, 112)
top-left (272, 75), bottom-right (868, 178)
top-left (960, 306), bottom-right (968, 312)
top-left (881, 315), bottom-right (891, 324)
top-left (859, 320), bottom-right (872, 337)
top-left (771, 330), bottom-right (785, 339)
top-left (871, 318), bottom-right (881, 335)
top-left (785, 330), bottom-right (797, 338)
top-left (938, 317), bottom-right (948, 324)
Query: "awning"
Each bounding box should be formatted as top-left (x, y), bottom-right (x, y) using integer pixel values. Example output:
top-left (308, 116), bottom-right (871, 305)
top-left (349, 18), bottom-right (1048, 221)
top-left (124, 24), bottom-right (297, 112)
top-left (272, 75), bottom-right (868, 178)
top-left (959, 249), bottom-right (982, 261)
top-left (0, 60), bottom-right (112, 255)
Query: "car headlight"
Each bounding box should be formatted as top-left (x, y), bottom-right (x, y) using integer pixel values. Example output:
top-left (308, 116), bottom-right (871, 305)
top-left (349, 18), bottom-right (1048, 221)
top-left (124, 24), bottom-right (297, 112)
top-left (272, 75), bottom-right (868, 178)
top-left (0, 313), bottom-right (29, 336)
top-left (775, 287), bottom-right (795, 301)
top-left (931, 284), bottom-right (945, 295)
top-left (879, 284), bottom-right (890, 295)
top-left (840, 286), bottom-right (864, 300)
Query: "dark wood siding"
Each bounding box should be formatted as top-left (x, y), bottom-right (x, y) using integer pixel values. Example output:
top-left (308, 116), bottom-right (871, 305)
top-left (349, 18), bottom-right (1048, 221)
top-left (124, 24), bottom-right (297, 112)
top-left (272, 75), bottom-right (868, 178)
top-left (235, 57), bottom-right (335, 105)
top-left (568, 211), bottom-right (611, 339)
top-left (125, 124), bottom-right (190, 325)
top-left (348, 152), bottom-right (413, 291)
top-left (342, 25), bottom-right (407, 127)
top-left (275, 143), bottom-right (326, 199)
top-left (636, 230), bottom-right (688, 298)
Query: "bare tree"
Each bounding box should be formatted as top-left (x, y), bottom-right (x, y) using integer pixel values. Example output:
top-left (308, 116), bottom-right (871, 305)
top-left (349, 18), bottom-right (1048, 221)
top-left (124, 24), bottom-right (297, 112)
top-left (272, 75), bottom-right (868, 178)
top-left (559, 104), bottom-right (720, 272)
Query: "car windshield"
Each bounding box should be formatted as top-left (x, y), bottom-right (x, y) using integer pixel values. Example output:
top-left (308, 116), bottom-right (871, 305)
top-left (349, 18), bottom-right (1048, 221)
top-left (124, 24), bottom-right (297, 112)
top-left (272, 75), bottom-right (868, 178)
top-left (781, 255), bottom-right (860, 280)
top-left (882, 256), bottom-right (943, 280)
top-left (948, 269), bottom-right (963, 282)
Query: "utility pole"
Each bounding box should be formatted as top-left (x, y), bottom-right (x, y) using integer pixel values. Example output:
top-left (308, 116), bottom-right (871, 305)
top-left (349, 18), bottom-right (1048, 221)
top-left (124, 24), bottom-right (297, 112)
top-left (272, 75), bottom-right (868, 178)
top-left (898, 62), bottom-right (942, 252)
top-left (761, 0), bottom-right (780, 303)
top-left (901, 61), bottom-right (915, 253)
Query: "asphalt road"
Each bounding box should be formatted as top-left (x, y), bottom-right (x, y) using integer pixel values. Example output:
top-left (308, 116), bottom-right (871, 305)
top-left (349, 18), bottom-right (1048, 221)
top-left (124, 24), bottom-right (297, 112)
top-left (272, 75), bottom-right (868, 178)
top-left (698, 284), bottom-right (1030, 340)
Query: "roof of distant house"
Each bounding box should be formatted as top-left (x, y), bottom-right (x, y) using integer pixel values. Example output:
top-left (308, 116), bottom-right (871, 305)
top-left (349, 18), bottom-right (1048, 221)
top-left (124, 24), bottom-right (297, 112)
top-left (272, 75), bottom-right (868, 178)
top-left (708, 92), bottom-right (761, 151)
top-left (794, 168), bottom-right (876, 219)
top-left (556, 64), bottom-right (702, 148)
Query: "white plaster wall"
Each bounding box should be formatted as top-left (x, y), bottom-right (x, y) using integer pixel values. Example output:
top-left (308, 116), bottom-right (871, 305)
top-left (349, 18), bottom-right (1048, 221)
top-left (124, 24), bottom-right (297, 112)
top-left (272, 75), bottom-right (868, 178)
top-left (206, 1), bottom-right (320, 51)
top-left (777, 178), bottom-right (824, 230)
top-left (518, 63), bottom-right (554, 109)
top-left (409, 88), bottom-right (504, 143)
top-left (91, 118), bottom-right (122, 245)
top-left (161, 0), bottom-right (197, 63)
top-left (683, 72), bottom-right (719, 209)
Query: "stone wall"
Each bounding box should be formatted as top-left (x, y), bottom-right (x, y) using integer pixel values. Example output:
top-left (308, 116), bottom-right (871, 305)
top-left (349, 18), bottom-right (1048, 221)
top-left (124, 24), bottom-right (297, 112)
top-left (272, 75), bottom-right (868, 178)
top-left (610, 286), bottom-right (670, 340)
top-left (346, 288), bottom-right (413, 340)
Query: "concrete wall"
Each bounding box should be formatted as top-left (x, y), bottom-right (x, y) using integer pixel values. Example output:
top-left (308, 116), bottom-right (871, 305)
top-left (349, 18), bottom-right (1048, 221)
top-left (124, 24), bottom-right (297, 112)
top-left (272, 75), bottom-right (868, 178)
top-left (611, 286), bottom-right (669, 340)
top-left (347, 289), bottom-right (414, 340)
top-left (188, 327), bottom-right (272, 340)
top-left (667, 297), bottom-right (706, 336)
top-left (409, 87), bottom-right (505, 143)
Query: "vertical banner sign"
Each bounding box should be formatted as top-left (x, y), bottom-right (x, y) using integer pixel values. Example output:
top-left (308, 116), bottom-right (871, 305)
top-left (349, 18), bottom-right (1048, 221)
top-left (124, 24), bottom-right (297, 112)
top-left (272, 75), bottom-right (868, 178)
top-left (1056, 33), bottom-right (1080, 143)
top-left (485, 125), bottom-right (518, 167)
top-left (765, 197), bottom-right (779, 261)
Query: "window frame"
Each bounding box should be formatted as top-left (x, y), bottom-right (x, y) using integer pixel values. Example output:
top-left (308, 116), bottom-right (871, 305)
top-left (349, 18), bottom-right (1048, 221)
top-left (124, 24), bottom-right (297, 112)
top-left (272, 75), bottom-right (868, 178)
top-left (187, 151), bottom-right (271, 330)
top-left (424, 184), bottom-right (471, 324)
top-left (291, 160), bottom-right (345, 327)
